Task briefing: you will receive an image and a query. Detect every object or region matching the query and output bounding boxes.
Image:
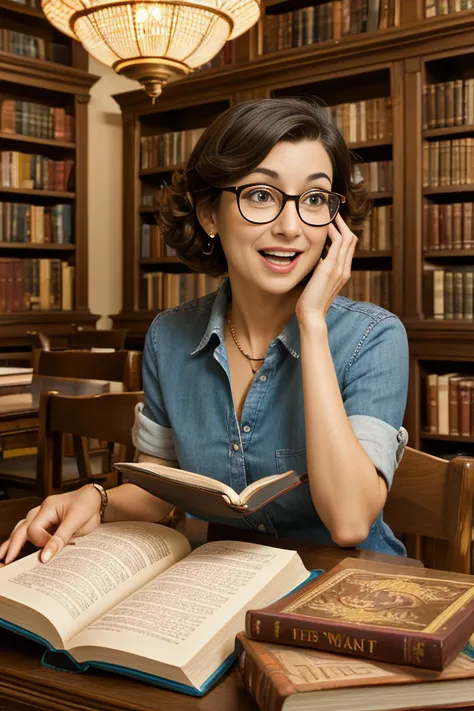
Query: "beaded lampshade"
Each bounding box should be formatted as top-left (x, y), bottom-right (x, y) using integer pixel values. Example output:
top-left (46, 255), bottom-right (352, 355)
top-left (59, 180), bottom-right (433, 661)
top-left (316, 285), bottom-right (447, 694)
top-left (41, 0), bottom-right (261, 99)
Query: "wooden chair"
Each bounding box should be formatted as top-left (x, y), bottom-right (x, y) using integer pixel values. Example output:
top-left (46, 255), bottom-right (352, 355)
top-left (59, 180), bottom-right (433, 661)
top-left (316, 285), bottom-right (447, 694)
top-left (384, 446), bottom-right (474, 574)
top-left (35, 390), bottom-right (143, 496)
top-left (69, 326), bottom-right (128, 351)
top-left (34, 349), bottom-right (142, 391)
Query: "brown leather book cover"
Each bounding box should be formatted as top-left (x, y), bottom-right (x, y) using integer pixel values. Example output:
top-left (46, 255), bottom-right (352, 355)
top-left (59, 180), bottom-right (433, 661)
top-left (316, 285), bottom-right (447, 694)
top-left (115, 461), bottom-right (307, 520)
top-left (245, 558), bottom-right (474, 671)
top-left (236, 632), bottom-right (474, 711)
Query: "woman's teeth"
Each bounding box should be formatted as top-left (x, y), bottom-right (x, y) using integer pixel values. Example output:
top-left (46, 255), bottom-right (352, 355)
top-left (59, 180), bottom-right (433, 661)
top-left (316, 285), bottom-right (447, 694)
top-left (260, 250), bottom-right (297, 265)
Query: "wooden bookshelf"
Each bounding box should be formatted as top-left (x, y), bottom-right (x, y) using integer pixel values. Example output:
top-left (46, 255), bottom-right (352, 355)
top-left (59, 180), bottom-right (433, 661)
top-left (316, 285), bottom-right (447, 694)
top-left (0, 2), bottom-right (99, 360)
top-left (112, 0), bottom-right (474, 456)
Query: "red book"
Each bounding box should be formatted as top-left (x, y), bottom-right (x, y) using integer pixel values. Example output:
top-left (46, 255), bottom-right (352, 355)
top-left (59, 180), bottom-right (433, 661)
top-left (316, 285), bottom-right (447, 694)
top-left (246, 558), bottom-right (474, 671)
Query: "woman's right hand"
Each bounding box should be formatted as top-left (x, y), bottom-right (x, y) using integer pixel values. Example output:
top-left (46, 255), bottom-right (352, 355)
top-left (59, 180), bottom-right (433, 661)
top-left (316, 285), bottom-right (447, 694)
top-left (0, 485), bottom-right (103, 566)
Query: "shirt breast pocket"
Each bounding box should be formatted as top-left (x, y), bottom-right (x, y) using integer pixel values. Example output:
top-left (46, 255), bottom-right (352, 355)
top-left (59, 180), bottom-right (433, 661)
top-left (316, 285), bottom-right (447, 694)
top-left (272, 448), bottom-right (316, 526)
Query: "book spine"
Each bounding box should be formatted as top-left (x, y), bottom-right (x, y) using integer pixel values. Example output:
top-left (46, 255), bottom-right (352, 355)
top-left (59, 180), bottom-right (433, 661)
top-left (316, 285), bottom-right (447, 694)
top-left (236, 637), bottom-right (290, 711)
top-left (245, 613), bottom-right (444, 670)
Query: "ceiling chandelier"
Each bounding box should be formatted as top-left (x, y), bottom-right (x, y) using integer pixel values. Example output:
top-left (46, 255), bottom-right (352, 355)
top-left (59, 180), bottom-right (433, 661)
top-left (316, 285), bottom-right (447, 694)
top-left (41, 0), bottom-right (262, 99)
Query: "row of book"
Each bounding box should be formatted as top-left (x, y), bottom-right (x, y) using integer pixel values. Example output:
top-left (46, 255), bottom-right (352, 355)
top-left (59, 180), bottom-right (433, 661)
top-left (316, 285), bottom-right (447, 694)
top-left (429, 269), bottom-right (474, 320)
top-left (140, 128), bottom-right (205, 171)
top-left (425, 372), bottom-right (474, 436)
top-left (0, 30), bottom-right (68, 65)
top-left (262, 0), bottom-right (396, 53)
top-left (423, 202), bottom-right (474, 250)
top-left (0, 152), bottom-right (74, 192)
top-left (423, 80), bottom-right (474, 130)
top-left (423, 139), bottom-right (474, 187)
top-left (0, 203), bottom-right (73, 244)
top-left (425, 0), bottom-right (474, 16)
top-left (0, 98), bottom-right (74, 142)
top-left (328, 98), bottom-right (392, 144)
top-left (354, 205), bottom-right (393, 251)
top-left (340, 270), bottom-right (391, 310)
top-left (140, 184), bottom-right (157, 208)
top-left (351, 160), bottom-right (393, 193)
top-left (140, 272), bottom-right (223, 310)
top-left (141, 225), bottom-right (176, 260)
top-left (0, 258), bottom-right (74, 312)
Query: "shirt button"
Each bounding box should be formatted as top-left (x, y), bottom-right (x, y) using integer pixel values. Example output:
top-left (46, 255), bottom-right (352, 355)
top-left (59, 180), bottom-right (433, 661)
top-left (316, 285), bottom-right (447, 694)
top-left (243, 425), bottom-right (251, 433)
top-left (258, 524), bottom-right (266, 532)
top-left (233, 443), bottom-right (239, 452)
top-left (259, 375), bottom-right (267, 382)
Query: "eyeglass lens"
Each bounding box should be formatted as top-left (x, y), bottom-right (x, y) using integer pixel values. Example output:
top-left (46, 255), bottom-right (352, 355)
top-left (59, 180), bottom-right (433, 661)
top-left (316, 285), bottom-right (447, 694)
top-left (238, 185), bottom-right (340, 225)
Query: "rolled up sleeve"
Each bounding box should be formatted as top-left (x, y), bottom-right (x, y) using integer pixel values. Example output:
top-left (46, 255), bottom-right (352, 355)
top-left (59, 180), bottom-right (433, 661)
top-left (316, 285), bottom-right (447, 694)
top-left (132, 318), bottom-right (177, 461)
top-left (343, 316), bottom-right (409, 489)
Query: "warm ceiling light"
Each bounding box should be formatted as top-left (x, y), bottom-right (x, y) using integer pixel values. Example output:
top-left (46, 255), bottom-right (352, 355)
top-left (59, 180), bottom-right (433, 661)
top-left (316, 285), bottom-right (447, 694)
top-left (41, 0), bottom-right (262, 99)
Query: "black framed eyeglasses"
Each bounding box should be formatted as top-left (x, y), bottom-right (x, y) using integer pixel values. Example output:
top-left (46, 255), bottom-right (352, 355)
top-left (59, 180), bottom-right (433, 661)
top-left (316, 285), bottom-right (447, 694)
top-left (220, 183), bottom-right (346, 227)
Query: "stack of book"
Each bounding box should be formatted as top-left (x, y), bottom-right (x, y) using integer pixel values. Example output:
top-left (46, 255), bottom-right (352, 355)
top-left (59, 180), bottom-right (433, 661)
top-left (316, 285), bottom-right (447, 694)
top-left (425, 372), bottom-right (474, 436)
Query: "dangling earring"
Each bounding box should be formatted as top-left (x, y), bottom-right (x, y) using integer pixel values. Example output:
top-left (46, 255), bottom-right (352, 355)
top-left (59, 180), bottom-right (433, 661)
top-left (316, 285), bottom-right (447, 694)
top-left (202, 230), bottom-right (216, 256)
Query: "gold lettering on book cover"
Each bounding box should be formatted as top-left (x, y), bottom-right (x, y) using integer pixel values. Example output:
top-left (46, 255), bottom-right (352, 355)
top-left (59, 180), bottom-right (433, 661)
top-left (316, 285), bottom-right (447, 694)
top-left (282, 570), bottom-right (474, 632)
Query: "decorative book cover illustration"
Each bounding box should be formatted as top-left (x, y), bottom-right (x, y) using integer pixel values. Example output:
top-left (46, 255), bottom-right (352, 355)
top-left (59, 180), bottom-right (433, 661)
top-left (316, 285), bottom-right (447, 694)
top-left (281, 568), bottom-right (474, 632)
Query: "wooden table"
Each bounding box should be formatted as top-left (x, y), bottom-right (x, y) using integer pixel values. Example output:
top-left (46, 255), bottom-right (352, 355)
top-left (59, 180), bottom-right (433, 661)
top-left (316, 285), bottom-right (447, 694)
top-left (0, 514), bottom-right (454, 711)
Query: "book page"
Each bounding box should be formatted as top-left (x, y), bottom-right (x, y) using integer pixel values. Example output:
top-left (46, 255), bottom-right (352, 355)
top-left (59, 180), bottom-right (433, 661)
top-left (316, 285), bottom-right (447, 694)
top-left (0, 522), bottom-right (190, 648)
top-left (69, 540), bottom-right (308, 688)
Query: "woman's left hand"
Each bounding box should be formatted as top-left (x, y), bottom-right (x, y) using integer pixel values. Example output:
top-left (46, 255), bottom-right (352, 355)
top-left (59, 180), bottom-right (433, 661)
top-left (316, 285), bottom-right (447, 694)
top-left (295, 214), bottom-right (358, 325)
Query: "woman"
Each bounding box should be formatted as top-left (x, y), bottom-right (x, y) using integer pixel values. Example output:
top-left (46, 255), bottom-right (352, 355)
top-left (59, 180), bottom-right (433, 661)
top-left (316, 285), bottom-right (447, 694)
top-left (0, 97), bottom-right (408, 566)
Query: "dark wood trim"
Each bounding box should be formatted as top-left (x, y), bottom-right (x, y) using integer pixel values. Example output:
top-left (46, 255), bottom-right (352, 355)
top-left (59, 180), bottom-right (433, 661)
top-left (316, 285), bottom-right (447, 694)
top-left (0, 188), bottom-right (75, 199)
top-left (0, 133), bottom-right (76, 150)
top-left (424, 124), bottom-right (474, 139)
top-left (0, 243), bottom-right (75, 251)
top-left (0, 51), bottom-right (99, 94)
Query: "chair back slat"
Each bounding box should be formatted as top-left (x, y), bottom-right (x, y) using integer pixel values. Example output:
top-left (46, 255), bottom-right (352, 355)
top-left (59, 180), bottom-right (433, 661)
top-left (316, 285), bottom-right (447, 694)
top-left (384, 446), bottom-right (474, 573)
top-left (36, 391), bottom-right (143, 496)
top-left (69, 329), bottom-right (128, 350)
top-left (36, 350), bottom-right (141, 390)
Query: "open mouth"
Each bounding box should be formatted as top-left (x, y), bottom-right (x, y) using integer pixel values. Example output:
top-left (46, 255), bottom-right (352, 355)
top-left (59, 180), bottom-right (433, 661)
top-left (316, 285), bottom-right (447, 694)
top-left (258, 250), bottom-right (301, 266)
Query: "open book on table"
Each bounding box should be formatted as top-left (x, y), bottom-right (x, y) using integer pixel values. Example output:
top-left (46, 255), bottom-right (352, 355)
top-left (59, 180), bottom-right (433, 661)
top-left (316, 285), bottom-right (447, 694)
top-left (114, 462), bottom-right (308, 520)
top-left (0, 522), bottom-right (315, 695)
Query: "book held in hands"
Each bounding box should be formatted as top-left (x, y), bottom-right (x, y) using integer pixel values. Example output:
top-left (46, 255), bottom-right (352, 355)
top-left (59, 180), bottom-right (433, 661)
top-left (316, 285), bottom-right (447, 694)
top-left (114, 461), bottom-right (308, 520)
top-left (0, 522), bottom-right (314, 695)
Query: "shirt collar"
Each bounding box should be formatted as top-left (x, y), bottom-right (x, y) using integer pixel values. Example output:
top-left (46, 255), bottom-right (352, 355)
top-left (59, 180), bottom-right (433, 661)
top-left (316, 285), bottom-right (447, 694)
top-left (190, 277), bottom-right (300, 359)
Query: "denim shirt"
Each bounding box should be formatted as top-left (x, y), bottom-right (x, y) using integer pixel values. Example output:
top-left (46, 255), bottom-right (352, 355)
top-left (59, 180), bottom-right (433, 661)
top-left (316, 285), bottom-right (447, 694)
top-left (133, 278), bottom-right (409, 556)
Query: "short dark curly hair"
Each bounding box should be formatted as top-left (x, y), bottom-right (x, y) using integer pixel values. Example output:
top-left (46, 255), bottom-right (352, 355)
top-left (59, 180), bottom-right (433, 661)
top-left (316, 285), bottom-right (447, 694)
top-left (155, 97), bottom-right (370, 277)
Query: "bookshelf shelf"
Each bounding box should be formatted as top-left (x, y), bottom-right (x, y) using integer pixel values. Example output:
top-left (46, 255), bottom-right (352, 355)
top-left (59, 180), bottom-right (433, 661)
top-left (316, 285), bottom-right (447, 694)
top-left (139, 257), bottom-right (184, 265)
top-left (0, 132), bottom-right (76, 151)
top-left (424, 185), bottom-right (474, 195)
top-left (367, 192), bottom-right (393, 200)
top-left (421, 433), bottom-right (474, 443)
top-left (353, 250), bottom-right (392, 259)
top-left (347, 139), bottom-right (392, 151)
top-left (424, 125), bottom-right (474, 140)
top-left (139, 164), bottom-right (185, 178)
top-left (139, 206), bottom-right (156, 213)
top-left (0, 0), bottom-right (45, 19)
top-left (0, 188), bottom-right (75, 200)
top-left (424, 250), bottom-right (474, 259)
top-left (0, 243), bottom-right (75, 251)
